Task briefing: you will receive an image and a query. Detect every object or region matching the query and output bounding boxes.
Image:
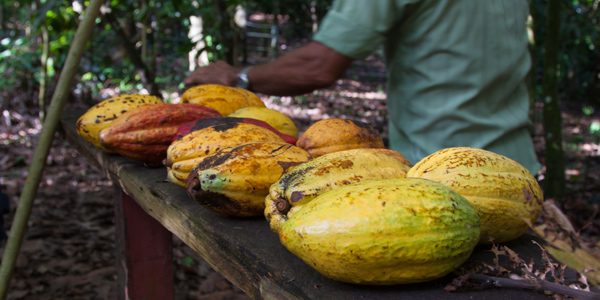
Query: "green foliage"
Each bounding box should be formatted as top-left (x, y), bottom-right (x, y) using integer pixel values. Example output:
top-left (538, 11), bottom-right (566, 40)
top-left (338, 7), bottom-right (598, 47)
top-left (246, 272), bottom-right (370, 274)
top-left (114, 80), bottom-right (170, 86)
top-left (530, 0), bottom-right (600, 107)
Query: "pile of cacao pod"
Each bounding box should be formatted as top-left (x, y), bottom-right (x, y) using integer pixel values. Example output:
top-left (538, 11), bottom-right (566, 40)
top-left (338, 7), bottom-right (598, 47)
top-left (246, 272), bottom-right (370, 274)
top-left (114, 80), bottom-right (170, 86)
top-left (76, 84), bottom-right (544, 286)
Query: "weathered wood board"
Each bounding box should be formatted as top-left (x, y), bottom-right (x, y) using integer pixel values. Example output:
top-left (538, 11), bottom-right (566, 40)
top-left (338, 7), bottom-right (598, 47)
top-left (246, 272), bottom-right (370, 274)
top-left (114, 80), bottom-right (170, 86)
top-left (60, 109), bottom-right (559, 300)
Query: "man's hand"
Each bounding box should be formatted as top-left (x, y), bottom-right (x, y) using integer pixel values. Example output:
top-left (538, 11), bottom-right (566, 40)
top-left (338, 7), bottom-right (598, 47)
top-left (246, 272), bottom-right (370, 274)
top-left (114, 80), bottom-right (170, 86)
top-left (183, 60), bottom-right (242, 88)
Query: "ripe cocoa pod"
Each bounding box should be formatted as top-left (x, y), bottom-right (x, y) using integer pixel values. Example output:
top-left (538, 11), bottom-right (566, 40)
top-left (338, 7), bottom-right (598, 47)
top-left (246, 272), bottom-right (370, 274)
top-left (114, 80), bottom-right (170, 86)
top-left (406, 147), bottom-right (543, 244)
top-left (98, 103), bottom-right (221, 164)
top-left (296, 118), bottom-right (385, 158)
top-left (279, 177), bottom-right (480, 285)
top-left (265, 148), bottom-right (411, 233)
top-left (229, 107), bottom-right (299, 138)
top-left (164, 122), bottom-right (286, 187)
top-left (187, 142), bottom-right (312, 217)
top-left (76, 94), bottom-right (163, 152)
top-left (173, 117), bottom-right (297, 145)
top-left (180, 84), bottom-right (265, 116)
top-left (356, 148), bottom-right (413, 166)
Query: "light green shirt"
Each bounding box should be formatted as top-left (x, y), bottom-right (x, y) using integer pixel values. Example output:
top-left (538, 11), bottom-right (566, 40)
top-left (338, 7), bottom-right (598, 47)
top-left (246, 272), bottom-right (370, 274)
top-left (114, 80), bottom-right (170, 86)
top-left (313, 0), bottom-right (541, 175)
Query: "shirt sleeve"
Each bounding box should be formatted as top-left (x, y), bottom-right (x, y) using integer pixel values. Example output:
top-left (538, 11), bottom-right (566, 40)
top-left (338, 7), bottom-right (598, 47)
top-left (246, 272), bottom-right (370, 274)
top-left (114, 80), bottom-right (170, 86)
top-left (312, 0), bottom-right (407, 60)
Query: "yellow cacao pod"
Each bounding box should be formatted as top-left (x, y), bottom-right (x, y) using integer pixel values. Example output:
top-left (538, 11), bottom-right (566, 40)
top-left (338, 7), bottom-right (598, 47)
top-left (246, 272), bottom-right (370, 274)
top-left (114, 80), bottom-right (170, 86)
top-left (187, 142), bottom-right (312, 217)
top-left (76, 94), bottom-right (163, 152)
top-left (164, 122), bottom-right (285, 187)
top-left (296, 118), bottom-right (385, 158)
top-left (406, 147), bottom-right (543, 244)
top-left (279, 177), bottom-right (481, 285)
top-left (355, 148), bottom-right (413, 167)
top-left (180, 84), bottom-right (265, 116)
top-left (229, 107), bottom-right (299, 138)
top-left (265, 148), bottom-right (411, 233)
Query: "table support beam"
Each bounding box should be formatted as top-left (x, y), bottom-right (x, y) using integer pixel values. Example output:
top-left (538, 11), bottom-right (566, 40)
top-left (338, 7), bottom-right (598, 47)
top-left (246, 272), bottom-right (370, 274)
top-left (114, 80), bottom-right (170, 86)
top-left (114, 187), bottom-right (174, 300)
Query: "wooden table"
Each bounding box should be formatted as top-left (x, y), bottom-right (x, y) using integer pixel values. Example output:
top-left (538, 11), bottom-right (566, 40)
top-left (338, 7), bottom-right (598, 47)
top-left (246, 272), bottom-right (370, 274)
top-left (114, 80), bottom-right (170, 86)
top-left (59, 109), bottom-right (558, 300)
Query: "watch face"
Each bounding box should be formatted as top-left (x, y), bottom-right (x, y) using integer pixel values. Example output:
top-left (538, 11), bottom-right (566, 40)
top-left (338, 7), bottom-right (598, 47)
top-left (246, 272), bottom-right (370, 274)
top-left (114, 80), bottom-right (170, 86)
top-left (237, 74), bottom-right (249, 89)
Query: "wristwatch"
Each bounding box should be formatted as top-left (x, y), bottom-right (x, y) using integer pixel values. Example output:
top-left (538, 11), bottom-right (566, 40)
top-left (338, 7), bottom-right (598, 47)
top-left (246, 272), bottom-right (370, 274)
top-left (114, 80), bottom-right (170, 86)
top-left (236, 66), bottom-right (253, 90)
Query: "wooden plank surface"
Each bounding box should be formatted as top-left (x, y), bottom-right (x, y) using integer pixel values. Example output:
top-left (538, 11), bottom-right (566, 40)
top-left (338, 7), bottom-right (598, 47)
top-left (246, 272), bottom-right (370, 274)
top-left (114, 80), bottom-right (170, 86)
top-left (59, 109), bottom-right (557, 300)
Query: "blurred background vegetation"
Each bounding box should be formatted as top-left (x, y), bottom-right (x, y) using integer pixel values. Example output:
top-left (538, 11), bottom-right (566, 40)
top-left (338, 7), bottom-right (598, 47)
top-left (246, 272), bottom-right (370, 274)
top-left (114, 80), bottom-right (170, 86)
top-left (0, 0), bottom-right (333, 106)
top-left (0, 0), bottom-right (597, 109)
top-left (0, 0), bottom-right (599, 200)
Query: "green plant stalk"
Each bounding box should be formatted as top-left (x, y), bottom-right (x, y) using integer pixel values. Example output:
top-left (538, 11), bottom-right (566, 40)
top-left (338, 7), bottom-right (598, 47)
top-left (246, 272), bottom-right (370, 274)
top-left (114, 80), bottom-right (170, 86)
top-left (0, 0), bottom-right (104, 298)
top-left (39, 25), bottom-right (49, 122)
top-left (541, 0), bottom-right (566, 200)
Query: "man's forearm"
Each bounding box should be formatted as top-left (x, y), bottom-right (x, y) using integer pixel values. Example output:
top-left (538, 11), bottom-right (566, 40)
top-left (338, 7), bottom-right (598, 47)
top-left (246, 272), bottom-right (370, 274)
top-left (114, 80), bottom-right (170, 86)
top-left (183, 41), bottom-right (354, 97)
top-left (246, 41), bottom-right (354, 96)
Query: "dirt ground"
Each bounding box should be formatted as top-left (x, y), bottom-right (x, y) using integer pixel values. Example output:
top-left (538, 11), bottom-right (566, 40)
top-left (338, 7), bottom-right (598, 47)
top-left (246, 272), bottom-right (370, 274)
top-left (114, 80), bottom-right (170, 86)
top-left (1, 58), bottom-right (599, 299)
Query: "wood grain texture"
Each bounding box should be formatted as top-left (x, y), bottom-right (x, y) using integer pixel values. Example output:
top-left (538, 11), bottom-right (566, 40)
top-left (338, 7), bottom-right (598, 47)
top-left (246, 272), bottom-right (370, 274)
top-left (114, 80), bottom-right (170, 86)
top-left (60, 109), bottom-right (556, 300)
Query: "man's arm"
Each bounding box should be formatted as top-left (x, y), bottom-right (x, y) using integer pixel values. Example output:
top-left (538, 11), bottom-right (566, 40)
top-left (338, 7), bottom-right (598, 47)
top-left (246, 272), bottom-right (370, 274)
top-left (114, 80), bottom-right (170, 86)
top-left (183, 41), bottom-right (354, 96)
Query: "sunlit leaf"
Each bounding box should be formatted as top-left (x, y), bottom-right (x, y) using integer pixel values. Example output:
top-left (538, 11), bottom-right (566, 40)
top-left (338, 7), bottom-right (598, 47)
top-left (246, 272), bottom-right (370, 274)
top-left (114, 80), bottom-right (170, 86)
top-left (590, 122), bottom-right (600, 134)
top-left (546, 247), bottom-right (600, 286)
top-left (0, 50), bottom-right (11, 59)
top-left (526, 201), bottom-right (600, 287)
top-left (81, 72), bottom-right (93, 82)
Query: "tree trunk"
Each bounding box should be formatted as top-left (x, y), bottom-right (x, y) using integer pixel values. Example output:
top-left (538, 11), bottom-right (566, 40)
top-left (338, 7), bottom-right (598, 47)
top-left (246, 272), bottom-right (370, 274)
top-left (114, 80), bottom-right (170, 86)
top-left (215, 0), bottom-right (234, 65)
top-left (541, 0), bottom-right (566, 201)
top-left (526, 1), bottom-right (537, 121)
top-left (104, 11), bottom-right (160, 97)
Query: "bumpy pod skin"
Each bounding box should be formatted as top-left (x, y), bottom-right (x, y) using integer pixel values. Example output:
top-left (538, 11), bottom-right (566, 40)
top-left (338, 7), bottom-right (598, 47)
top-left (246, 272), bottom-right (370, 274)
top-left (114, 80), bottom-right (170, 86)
top-left (98, 103), bottom-right (221, 164)
top-left (173, 117), bottom-right (297, 145)
top-left (406, 147), bottom-right (543, 245)
top-left (296, 118), bottom-right (385, 158)
top-left (355, 148), bottom-right (413, 167)
top-left (76, 94), bottom-right (163, 152)
top-left (229, 107), bottom-right (299, 138)
top-left (279, 177), bottom-right (481, 285)
top-left (180, 84), bottom-right (265, 116)
top-left (265, 149), bottom-right (412, 234)
top-left (186, 142), bottom-right (312, 217)
top-left (164, 122), bottom-right (285, 187)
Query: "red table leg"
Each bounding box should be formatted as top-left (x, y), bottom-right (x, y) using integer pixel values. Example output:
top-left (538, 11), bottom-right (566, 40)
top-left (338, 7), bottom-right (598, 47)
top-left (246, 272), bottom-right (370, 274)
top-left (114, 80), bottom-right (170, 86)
top-left (114, 187), bottom-right (174, 300)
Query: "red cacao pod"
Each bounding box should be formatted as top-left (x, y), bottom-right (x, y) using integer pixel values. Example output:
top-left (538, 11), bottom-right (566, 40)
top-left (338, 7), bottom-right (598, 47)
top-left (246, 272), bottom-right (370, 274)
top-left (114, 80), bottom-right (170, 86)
top-left (99, 103), bottom-right (221, 164)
